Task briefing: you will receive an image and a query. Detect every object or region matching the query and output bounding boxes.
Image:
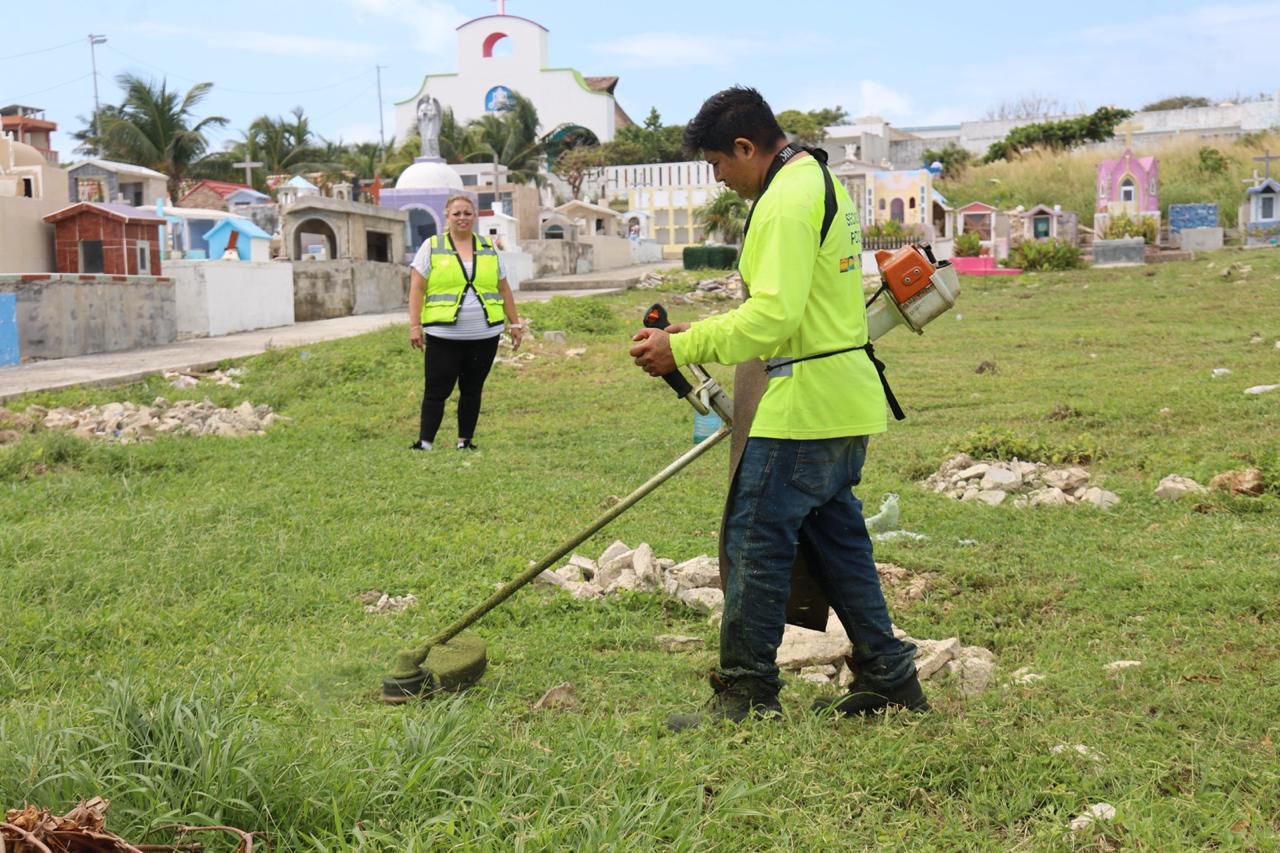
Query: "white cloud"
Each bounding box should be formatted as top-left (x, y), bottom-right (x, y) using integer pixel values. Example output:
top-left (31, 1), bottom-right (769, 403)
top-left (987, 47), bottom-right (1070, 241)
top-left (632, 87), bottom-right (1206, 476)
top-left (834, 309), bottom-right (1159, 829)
top-left (857, 80), bottom-right (911, 119)
top-left (347, 0), bottom-right (467, 55)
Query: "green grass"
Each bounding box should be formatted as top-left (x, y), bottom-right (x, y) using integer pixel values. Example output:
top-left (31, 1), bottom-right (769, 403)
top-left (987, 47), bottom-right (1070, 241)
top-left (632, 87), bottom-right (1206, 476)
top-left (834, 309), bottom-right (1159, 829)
top-left (3, 250), bottom-right (1280, 849)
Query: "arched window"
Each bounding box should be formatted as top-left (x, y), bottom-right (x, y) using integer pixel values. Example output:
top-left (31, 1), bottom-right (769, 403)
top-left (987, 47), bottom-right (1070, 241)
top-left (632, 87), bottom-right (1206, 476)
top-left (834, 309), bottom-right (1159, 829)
top-left (1120, 177), bottom-right (1135, 203)
top-left (890, 198), bottom-right (905, 223)
top-left (878, 198), bottom-right (886, 211)
top-left (908, 196), bottom-right (916, 209)
top-left (482, 32), bottom-right (511, 57)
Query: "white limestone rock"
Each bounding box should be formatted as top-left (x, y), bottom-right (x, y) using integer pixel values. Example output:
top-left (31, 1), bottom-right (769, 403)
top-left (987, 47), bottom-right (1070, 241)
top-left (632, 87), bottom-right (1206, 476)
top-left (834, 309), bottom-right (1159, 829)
top-left (913, 637), bottom-right (961, 679)
top-left (976, 489), bottom-right (1008, 506)
top-left (677, 586), bottom-right (724, 615)
top-left (632, 542), bottom-right (660, 590)
top-left (1082, 487), bottom-right (1121, 509)
top-left (777, 624), bottom-right (852, 670)
top-left (604, 569), bottom-right (640, 594)
top-left (1069, 803), bottom-right (1116, 832)
top-left (670, 555), bottom-right (720, 591)
top-left (566, 582), bottom-right (603, 600)
top-left (980, 466), bottom-right (1021, 491)
top-left (655, 634), bottom-right (704, 653)
top-left (597, 540), bottom-right (631, 567)
top-left (945, 647), bottom-right (996, 696)
top-left (1153, 475), bottom-right (1208, 499)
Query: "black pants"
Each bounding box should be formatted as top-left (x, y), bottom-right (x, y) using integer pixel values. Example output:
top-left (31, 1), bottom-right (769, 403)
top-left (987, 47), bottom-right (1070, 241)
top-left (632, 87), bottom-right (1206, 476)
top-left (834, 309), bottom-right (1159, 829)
top-left (419, 332), bottom-right (501, 443)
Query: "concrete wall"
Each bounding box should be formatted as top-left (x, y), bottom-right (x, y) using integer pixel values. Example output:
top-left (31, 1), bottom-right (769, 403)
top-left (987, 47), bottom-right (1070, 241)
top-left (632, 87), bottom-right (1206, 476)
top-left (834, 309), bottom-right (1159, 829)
top-left (168, 259), bottom-right (295, 339)
top-left (519, 240), bottom-right (593, 278)
top-left (0, 274), bottom-right (176, 359)
top-left (630, 239), bottom-right (664, 264)
top-left (1092, 238), bottom-right (1146, 267)
top-left (498, 250), bottom-right (534, 291)
top-left (0, 194), bottom-right (64, 273)
top-left (582, 235), bottom-right (633, 270)
top-left (1177, 227), bottom-right (1224, 252)
top-left (292, 259), bottom-right (408, 321)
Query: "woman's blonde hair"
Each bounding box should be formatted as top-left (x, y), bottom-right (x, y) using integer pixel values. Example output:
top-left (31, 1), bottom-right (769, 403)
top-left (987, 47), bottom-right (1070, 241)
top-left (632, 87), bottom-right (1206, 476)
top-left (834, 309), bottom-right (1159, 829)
top-left (444, 194), bottom-right (477, 214)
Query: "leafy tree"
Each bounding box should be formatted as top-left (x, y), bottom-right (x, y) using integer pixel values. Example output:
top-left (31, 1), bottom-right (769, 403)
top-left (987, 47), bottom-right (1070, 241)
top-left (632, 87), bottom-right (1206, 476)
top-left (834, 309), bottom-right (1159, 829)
top-left (613, 107), bottom-right (684, 164)
top-left (1142, 95), bottom-right (1211, 112)
top-left (694, 188), bottom-right (748, 245)
top-left (983, 106), bottom-right (1133, 163)
top-left (70, 105), bottom-right (123, 156)
top-left (598, 139), bottom-right (648, 166)
top-left (95, 74), bottom-right (228, 199)
top-left (922, 142), bottom-right (972, 180)
top-left (552, 145), bottom-right (606, 199)
top-left (777, 106), bottom-right (849, 146)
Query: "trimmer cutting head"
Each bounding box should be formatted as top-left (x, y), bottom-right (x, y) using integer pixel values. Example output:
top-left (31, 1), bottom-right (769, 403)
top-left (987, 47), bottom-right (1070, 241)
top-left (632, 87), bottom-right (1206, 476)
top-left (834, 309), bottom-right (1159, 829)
top-left (380, 634), bottom-right (489, 703)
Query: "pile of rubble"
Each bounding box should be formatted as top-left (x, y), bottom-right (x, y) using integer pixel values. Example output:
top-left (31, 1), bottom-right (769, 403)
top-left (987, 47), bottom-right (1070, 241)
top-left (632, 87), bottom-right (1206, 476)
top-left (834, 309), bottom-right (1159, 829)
top-left (688, 272), bottom-right (744, 301)
top-left (632, 270), bottom-right (745, 301)
top-left (1155, 468), bottom-right (1267, 499)
top-left (31, 397), bottom-right (287, 443)
top-left (534, 539), bottom-right (993, 694)
top-left (164, 366), bottom-right (245, 389)
top-left (359, 590), bottom-right (418, 614)
top-left (923, 453), bottom-right (1120, 509)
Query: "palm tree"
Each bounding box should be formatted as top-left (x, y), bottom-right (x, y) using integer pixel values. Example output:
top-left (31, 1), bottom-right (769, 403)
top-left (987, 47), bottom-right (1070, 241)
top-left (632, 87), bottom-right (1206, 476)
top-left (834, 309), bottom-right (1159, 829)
top-left (246, 107), bottom-right (329, 175)
top-left (469, 92), bottom-right (545, 185)
top-left (695, 189), bottom-right (748, 245)
top-left (97, 74), bottom-right (229, 199)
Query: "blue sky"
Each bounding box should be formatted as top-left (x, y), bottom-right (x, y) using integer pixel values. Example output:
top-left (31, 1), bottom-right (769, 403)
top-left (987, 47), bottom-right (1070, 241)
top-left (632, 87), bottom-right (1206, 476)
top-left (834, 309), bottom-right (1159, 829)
top-left (6, 0), bottom-right (1278, 159)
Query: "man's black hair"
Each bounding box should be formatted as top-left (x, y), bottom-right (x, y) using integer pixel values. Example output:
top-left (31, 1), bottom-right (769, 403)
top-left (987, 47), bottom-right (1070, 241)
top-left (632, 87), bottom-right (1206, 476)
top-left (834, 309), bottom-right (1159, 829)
top-left (682, 86), bottom-right (786, 157)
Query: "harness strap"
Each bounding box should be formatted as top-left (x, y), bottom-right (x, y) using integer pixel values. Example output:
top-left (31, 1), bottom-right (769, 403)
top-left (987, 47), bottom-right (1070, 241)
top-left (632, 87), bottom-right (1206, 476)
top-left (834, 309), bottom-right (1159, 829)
top-left (765, 343), bottom-right (905, 421)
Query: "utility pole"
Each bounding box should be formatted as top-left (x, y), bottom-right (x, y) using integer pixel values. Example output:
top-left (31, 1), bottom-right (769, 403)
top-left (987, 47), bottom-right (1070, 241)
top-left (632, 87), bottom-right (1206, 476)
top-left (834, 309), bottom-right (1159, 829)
top-left (88, 34), bottom-right (107, 157)
top-left (375, 65), bottom-right (387, 155)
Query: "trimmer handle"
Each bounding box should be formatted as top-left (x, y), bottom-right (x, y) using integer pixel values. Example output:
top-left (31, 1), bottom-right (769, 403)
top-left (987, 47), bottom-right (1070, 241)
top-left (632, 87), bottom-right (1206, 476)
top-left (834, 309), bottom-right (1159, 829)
top-left (643, 303), bottom-right (695, 399)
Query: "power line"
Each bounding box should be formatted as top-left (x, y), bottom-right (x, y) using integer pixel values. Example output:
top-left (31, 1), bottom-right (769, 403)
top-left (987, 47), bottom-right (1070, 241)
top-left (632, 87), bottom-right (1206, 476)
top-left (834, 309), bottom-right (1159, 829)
top-left (0, 38), bottom-right (81, 62)
top-left (104, 44), bottom-right (375, 96)
top-left (0, 73), bottom-right (93, 105)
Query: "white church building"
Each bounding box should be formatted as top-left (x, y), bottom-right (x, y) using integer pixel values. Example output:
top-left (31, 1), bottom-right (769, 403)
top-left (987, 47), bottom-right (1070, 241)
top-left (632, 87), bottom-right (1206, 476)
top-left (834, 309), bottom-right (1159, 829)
top-left (394, 9), bottom-right (631, 147)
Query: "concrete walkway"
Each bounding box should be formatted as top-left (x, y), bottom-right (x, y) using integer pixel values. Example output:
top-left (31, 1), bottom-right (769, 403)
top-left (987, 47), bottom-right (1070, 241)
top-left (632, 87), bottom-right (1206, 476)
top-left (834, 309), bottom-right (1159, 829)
top-left (0, 281), bottom-right (654, 402)
top-left (519, 261), bottom-right (669, 292)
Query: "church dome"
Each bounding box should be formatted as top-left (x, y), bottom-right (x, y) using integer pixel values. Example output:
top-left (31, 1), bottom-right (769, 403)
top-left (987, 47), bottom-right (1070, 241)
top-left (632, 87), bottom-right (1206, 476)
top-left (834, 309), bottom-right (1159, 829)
top-left (396, 159), bottom-right (464, 191)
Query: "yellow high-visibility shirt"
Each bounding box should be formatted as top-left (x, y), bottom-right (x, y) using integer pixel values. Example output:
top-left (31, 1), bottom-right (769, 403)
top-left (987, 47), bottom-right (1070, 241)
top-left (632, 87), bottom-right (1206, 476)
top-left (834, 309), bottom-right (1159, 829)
top-left (670, 156), bottom-right (887, 439)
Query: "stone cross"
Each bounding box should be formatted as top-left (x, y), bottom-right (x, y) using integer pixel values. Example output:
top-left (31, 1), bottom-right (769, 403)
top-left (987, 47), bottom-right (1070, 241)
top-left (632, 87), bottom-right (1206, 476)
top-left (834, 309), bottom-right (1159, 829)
top-left (1116, 119), bottom-right (1142, 149)
top-left (1253, 149), bottom-right (1279, 180)
top-left (1242, 169), bottom-right (1263, 188)
top-left (232, 158), bottom-right (263, 187)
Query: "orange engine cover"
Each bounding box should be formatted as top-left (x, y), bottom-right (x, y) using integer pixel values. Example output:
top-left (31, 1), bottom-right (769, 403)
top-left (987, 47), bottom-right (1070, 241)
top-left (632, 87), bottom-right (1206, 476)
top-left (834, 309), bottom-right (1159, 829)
top-left (875, 245), bottom-right (936, 305)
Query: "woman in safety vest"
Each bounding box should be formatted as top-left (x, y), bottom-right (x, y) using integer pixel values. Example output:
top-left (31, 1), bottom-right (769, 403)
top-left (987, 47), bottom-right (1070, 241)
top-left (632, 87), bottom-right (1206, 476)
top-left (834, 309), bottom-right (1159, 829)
top-left (408, 194), bottom-right (525, 450)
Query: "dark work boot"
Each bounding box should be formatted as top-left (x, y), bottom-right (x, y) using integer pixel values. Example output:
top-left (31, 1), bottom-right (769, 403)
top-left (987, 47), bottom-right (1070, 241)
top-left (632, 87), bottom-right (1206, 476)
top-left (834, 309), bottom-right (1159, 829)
top-left (810, 672), bottom-right (930, 717)
top-left (666, 674), bottom-right (782, 732)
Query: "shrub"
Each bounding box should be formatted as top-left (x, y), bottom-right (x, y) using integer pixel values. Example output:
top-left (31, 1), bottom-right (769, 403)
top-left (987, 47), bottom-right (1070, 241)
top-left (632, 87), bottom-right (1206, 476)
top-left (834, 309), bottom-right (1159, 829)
top-left (954, 231), bottom-right (982, 257)
top-left (957, 426), bottom-right (1101, 464)
top-left (1102, 213), bottom-right (1157, 243)
top-left (1007, 238), bottom-right (1082, 270)
top-left (683, 245), bottom-right (738, 270)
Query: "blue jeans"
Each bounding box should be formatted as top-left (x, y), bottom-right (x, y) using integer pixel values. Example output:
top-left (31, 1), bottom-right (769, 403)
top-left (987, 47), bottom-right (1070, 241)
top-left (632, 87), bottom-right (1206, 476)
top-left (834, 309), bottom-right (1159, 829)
top-left (719, 435), bottom-right (917, 694)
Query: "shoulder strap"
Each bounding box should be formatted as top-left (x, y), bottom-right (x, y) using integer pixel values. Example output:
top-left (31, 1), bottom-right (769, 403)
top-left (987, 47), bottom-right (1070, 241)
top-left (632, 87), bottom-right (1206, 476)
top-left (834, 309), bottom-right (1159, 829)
top-left (817, 156), bottom-right (836, 246)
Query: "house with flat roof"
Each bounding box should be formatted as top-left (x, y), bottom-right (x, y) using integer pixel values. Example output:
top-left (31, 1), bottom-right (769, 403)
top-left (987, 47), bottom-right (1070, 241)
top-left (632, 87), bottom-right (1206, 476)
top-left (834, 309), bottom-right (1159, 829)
top-left (67, 158), bottom-right (169, 207)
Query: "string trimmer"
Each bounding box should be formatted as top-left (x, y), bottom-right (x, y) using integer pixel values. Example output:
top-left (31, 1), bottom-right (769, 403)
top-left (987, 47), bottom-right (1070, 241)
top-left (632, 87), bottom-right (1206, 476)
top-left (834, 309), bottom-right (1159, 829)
top-left (379, 244), bottom-right (959, 703)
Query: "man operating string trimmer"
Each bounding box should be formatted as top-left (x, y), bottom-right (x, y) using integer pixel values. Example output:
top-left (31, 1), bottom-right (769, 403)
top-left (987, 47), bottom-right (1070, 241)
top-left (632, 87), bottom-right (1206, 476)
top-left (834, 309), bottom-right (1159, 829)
top-left (629, 86), bottom-right (929, 730)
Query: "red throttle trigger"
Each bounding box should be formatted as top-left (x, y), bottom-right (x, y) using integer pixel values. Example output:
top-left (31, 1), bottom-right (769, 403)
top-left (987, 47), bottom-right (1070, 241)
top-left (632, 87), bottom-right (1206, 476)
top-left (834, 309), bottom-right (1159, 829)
top-left (642, 303), bottom-right (694, 399)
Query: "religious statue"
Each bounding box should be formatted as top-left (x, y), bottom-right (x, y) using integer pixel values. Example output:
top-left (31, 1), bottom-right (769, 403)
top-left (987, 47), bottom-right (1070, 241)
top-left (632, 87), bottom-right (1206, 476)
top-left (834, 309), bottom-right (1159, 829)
top-left (416, 96), bottom-right (442, 159)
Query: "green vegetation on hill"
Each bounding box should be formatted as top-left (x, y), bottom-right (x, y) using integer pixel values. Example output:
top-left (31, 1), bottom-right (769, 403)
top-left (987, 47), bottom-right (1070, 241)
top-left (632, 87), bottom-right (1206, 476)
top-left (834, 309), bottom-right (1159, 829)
top-left (939, 132), bottom-right (1280, 227)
